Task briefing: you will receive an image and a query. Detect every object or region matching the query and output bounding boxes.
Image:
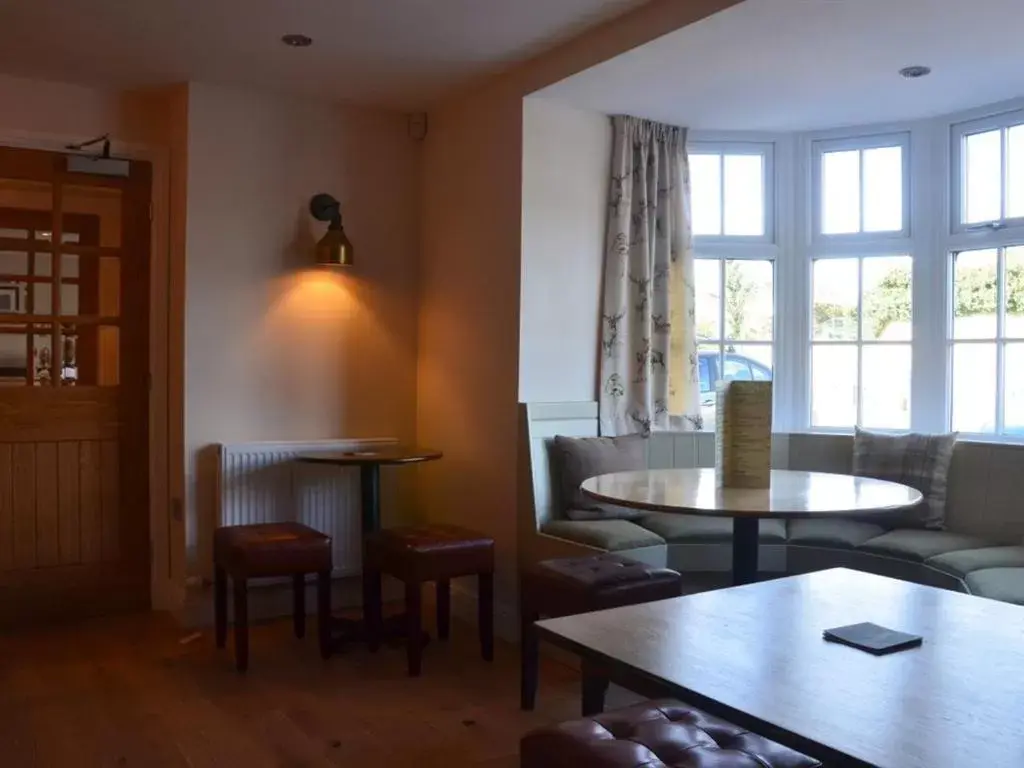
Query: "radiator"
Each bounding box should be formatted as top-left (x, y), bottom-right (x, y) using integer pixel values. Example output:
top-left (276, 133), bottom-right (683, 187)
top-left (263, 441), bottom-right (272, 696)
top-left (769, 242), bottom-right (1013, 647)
top-left (215, 438), bottom-right (394, 577)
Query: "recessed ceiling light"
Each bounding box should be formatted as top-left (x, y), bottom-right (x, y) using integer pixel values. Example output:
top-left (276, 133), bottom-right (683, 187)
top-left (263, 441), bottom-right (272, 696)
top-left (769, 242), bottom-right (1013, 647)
top-left (281, 34), bottom-right (313, 48)
top-left (899, 65), bottom-right (931, 79)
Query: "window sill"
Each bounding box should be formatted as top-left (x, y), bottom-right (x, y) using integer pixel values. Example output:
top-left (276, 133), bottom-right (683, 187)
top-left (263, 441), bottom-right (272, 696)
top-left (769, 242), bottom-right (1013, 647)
top-left (659, 427), bottom-right (1024, 448)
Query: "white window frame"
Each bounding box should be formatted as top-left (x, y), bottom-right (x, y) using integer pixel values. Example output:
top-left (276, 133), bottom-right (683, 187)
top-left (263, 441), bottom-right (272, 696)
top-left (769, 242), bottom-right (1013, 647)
top-left (811, 132), bottom-right (912, 245)
top-left (807, 254), bottom-right (914, 431)
top-left (689, 140), bottom-right (776, 246)
top-left (945, 244), bottom-right (1024, 437)
top-left (688, 137), bottom-right (784, 426)
top-left (671, 98), bottom-right (1024, 445)
top-left (800, 127), bottom-right (919, 433)
top-left (950, 108), bottom-right (1024, 237)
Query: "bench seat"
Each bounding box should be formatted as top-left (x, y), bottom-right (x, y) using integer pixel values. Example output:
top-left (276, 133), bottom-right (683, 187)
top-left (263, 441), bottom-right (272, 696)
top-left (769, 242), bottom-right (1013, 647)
top-left (520, 402), bottom-right (1024, 608)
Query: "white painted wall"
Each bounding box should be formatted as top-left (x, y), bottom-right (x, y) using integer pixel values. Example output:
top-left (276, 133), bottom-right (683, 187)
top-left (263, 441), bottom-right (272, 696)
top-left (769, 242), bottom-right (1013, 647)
top-left (519, 98), bottom-right (611, 402)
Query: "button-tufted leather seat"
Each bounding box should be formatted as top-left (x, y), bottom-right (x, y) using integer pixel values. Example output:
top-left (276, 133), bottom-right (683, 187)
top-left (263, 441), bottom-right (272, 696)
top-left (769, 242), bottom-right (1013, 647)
top-left (521, 699), bottom-right (822, 768)
top-left (520, 554), bottom-right (683, 712)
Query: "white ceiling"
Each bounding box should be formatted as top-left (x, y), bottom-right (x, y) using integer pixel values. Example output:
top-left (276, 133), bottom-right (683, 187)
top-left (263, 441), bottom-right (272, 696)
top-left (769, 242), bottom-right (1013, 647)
top-left (538, 0), bottom-right (1024, 131)
top-left (0, 0), bottom-right (649, 109)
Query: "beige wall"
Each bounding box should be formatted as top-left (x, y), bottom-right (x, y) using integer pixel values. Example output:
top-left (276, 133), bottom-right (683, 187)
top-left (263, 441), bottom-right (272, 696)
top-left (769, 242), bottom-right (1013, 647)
top-left (0, 0), bottom-right (740, 618)
top-left (0, 74), bottom-right (423, 596)
top-left (520, 98), bottom-right (611, 403)
top-left (183, 83), bottom-right (420, 571)
top-left (418, 0), bottom-right (740, 610)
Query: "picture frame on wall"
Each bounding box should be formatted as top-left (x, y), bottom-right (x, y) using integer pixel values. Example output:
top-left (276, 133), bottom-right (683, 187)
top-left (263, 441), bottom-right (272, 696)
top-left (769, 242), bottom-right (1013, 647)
top-left (0, 284), bottom-right (20, 313)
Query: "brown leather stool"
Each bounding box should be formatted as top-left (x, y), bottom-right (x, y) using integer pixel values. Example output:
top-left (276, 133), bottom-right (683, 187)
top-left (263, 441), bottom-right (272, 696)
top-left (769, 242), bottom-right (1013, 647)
top-left (520, 554), bottom-right (683, 714)
top-left (363, 524), bottom-right (495, 676)
top-left (520, 699), bottom-right (821, 768)
top-left (213, 522), bottom-right (333, 672)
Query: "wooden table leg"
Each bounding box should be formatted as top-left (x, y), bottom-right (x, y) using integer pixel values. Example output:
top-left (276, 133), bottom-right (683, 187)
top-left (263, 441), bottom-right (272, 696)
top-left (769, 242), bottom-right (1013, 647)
top-left (581, 659), bottom-right (609, 716)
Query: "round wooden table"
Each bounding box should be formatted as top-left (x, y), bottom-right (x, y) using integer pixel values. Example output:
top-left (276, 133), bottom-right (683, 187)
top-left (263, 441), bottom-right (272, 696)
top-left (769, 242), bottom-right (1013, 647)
top-left (581, 468), bottom-right (922, 586)
top-left (296, 445), bottom-right (441, 650)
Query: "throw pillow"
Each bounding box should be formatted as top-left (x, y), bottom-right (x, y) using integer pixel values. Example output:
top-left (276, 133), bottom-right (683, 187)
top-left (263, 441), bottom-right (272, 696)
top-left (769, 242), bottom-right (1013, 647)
top-left (852, 427), bottom-right (958, 530)
top-left (552, 434), bottom-right (647, 521)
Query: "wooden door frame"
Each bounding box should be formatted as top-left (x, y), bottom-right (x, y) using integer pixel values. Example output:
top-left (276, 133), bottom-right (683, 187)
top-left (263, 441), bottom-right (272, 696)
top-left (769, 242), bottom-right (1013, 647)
top-left (0, 130), bottom-right (184, 613)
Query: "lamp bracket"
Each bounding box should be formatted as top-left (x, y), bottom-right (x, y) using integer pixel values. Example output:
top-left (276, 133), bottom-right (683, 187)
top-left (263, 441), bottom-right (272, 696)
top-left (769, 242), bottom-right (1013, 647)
top-left (309, 193), bottom-right (342, 227)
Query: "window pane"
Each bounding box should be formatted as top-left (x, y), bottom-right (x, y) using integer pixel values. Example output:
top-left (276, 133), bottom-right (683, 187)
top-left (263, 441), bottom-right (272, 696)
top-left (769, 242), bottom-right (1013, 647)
top-left (951, 343), bottom-right (996, 432)
top-left (0, 324), bottom-right (48, 385)
top-left (862, 146), bottom-right (903, 232)
top-left (1004, 344), bottom-right (1024, 434)
top-left (1007, 125), bottom-right (1024, 220)
top-left (71, 324), bottom-right (119, 386)
top-left (699, 344), bottom-right (721, 430)
top-left (812, 345), bottom-right (858, 427)
top-left (953, 249), bottom-right (998, 339)
top-left (699, 351), bottom-right (712, 394)
top-left (822, 150), bottom-right (860, 234)
top-left (862, 344), bottom-right (911, 429)
top-left (0, 249), bottom-right (29, 277)
top-left (690, 154), bottom-right (722, 236)
top-left (722, 355), bottom-right (752, 381)
top-left (699, 344), bottom-right (721, 393)
top-left (862, 256), bottom-right (912, 341)
top-left (1006, 246), bottom-right (1024, 338)
top-left (724, 260), bottom-right (773, 340)
top-left (964, 129), bottom-right (1002, 224)
top-left (694, 259), bottom-right (721, 342)
top-left (732, 344), bottom-right (773, 380)
top-left (813, 259), bottom-right (859, 340)
top-left (723, 154), bottom-right (765, 236)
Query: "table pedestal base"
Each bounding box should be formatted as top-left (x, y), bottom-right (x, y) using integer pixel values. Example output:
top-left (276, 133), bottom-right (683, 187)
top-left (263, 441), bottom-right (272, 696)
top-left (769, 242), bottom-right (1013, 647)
top-left (732, 518), bottom-right (760, 586)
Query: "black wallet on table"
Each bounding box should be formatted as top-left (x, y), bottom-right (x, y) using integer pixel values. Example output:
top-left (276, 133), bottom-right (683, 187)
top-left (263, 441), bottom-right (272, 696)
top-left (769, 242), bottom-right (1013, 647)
top-left (823, 622), bottom-right (923, 655)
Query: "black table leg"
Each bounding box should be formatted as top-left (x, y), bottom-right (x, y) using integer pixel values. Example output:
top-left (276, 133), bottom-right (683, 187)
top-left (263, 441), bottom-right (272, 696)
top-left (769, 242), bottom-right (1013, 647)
top-left (326, 462), bottom-right (428, 653)
top-left (732, 518), bottom-right (760, 586)
top-left (359, 464), bottom-right (381, 534)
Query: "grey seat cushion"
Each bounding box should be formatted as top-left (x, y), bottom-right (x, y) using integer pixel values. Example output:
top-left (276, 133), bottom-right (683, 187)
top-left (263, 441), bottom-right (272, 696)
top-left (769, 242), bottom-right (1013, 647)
top-left (637, 513), bottom-right (785, 543)
top-left (965, 568), bottom-right (1024, 605)
top-left (787, 519), bottom-right (889, 549)
top-left (541, 519), bottom-right (665, 552)
top-left (551, 434), bottom-right (647, 521)
top-left (858, 529), bottom-right (989, 562)
top-left (928, 546), bottom-right (1024, 578)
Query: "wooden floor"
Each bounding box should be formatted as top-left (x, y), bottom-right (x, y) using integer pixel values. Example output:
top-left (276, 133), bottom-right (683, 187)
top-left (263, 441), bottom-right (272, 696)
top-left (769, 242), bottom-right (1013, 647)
top-left (0, 612), bottom-right (637, 767)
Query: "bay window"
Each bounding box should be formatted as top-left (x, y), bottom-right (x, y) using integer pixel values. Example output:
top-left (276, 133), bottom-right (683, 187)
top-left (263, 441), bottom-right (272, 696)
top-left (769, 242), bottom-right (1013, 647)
top-left (681, 102), bottom-right (1024, 442)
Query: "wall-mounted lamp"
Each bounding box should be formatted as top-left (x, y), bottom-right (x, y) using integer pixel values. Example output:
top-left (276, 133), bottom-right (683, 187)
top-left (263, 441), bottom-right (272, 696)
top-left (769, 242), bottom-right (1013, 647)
top-left (309, 193), bottom-right (354, 267)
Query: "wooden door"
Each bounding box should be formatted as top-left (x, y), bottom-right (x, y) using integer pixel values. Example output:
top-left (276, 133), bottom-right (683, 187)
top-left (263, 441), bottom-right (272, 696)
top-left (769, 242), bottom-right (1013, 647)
top-left (0, 146), bottom-right (150, 625)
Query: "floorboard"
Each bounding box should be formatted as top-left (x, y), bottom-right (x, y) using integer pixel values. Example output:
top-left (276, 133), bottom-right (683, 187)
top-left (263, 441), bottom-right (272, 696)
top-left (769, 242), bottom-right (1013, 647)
top-left (0, 612), bottom-right (640, 767)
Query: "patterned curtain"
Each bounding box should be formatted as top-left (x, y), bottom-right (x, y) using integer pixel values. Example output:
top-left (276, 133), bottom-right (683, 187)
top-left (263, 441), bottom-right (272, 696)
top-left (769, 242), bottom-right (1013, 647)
top-left (599, 115), bottom-right (701, 436)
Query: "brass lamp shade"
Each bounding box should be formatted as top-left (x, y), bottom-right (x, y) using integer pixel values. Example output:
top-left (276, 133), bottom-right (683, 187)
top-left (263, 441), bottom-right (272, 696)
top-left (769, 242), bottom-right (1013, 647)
top-left (309, 193), bottom-right (354, 267)
top-left (315, 226), bottom-right (354, 267)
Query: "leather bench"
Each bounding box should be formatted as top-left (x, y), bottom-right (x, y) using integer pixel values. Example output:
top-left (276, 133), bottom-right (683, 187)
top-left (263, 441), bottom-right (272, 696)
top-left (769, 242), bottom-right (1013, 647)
top-left (520, 554), bottom-right (683, 713)
top-left (520, 699), bottom-right (821, 768)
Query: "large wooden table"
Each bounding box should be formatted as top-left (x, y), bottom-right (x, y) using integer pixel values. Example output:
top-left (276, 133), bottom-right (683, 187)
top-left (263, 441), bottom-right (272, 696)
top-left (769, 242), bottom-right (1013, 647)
top-left (536, 568), bottom-right (1024, 768)
top-left (582, 469), bottom-right (922, 585)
